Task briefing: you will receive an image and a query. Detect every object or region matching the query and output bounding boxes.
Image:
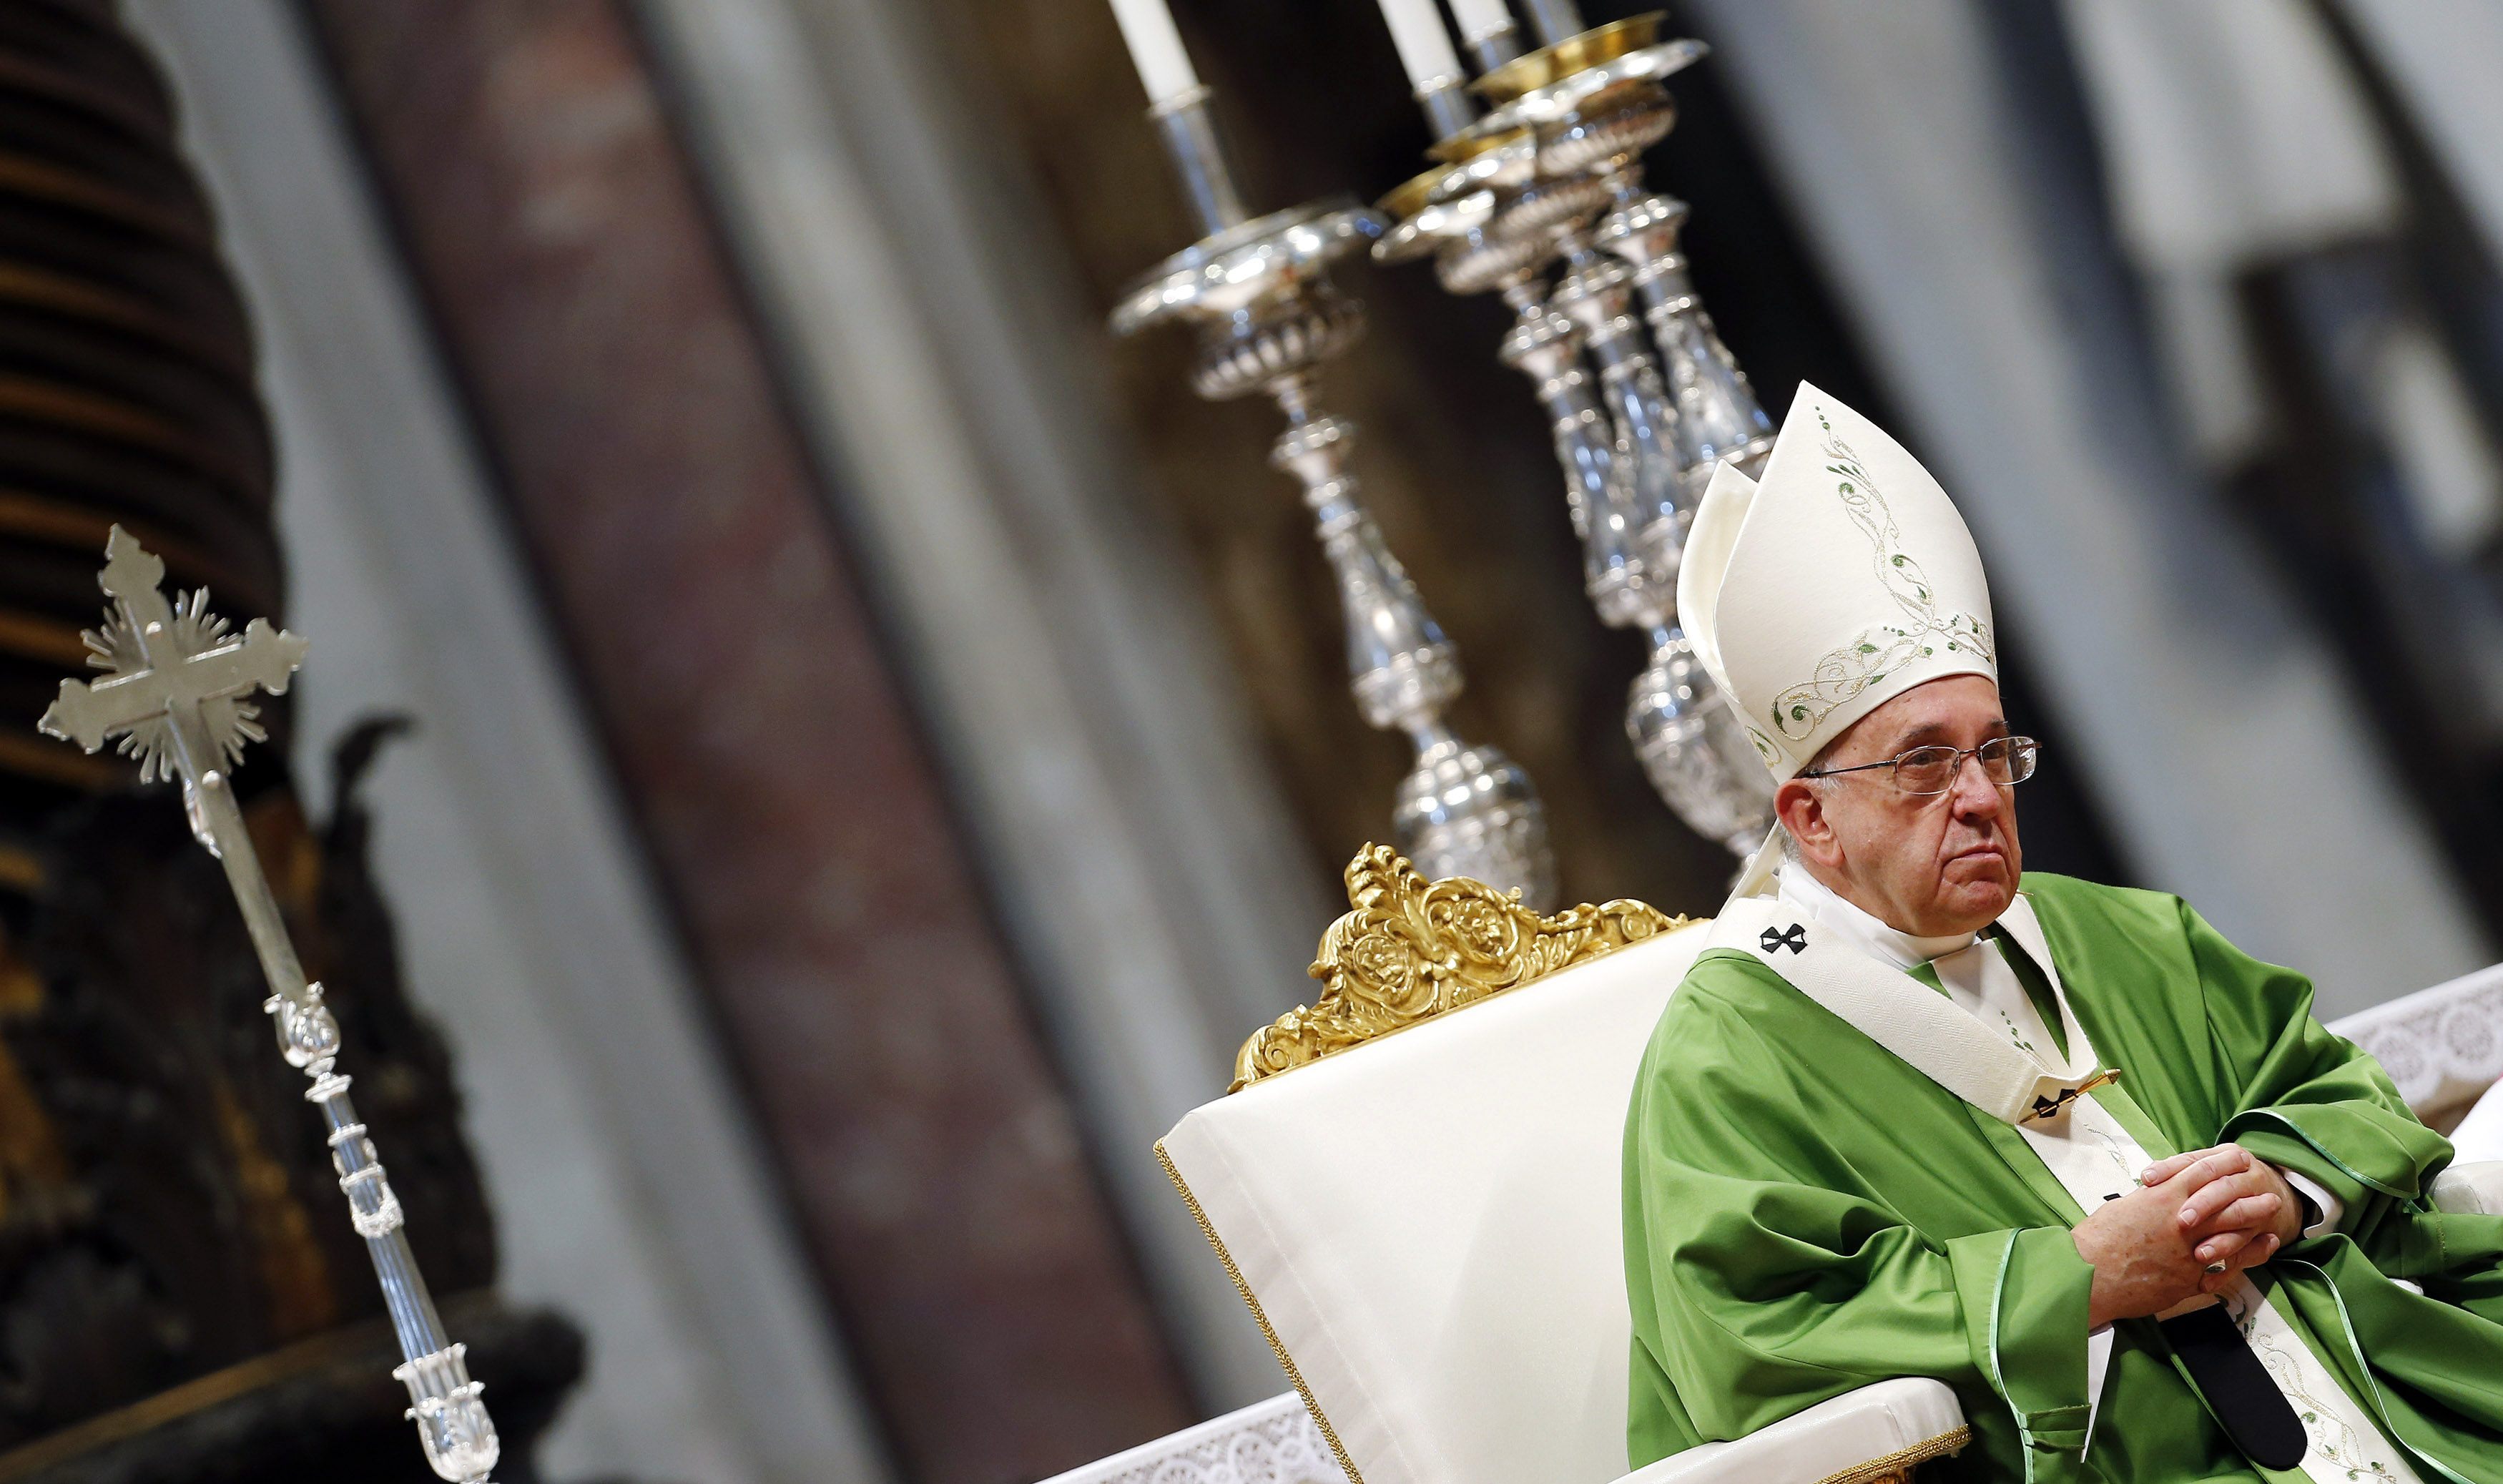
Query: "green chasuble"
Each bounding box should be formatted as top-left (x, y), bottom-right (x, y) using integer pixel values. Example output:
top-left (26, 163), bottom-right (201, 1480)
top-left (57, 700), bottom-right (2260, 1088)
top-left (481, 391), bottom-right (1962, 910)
top-left (1623, 871), bottom-right (2503, 1483)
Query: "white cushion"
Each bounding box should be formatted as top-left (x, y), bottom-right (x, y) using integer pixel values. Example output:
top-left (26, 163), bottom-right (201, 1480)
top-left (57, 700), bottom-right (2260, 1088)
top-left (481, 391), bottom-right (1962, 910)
top-left (2450, 1079), bottom-right (2503, 1164)
top-left (2432, 1160), bottom-right (2503, 1217)
top-left (1618, 1377), bottom-right (1965, 1484)
top-left (1159, 922), bottom-right (1713, 1484)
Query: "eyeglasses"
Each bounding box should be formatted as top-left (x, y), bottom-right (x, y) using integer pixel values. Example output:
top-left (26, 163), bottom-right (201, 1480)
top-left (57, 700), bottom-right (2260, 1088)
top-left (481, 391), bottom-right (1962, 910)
top-left (1799, 735), bottom-right (2040, 796)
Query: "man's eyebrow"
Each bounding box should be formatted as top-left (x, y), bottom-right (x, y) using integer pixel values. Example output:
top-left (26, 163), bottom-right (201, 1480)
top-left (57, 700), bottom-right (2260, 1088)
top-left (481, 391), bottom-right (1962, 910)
top-left (1885, 717), bottom-right (2010, 750)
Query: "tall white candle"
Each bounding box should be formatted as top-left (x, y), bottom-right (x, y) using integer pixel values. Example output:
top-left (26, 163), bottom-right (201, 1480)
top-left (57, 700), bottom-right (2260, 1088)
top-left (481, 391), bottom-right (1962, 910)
top-left (1375, 0), bottom-right (1465, 92)
top-left (1108, 0), bottom-right (1200, 106)
top-left (1447, 0), bottom-right (1517, 49)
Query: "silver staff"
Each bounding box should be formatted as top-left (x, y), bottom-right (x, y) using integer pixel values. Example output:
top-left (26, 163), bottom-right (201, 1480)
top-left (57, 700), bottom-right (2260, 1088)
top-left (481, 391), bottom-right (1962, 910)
top-left (37, 528), bottom-right (498, 1484)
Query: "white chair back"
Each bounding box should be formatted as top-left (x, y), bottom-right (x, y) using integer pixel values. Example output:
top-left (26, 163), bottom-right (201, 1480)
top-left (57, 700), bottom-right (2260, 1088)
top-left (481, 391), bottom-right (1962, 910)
top-left (1159, 923), bottom-right (1712, 1484)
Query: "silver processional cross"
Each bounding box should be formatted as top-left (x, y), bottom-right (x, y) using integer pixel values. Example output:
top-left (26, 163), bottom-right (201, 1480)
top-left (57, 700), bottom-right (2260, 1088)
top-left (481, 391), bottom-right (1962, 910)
top-left (38, 527), bottom-right (499, 1484)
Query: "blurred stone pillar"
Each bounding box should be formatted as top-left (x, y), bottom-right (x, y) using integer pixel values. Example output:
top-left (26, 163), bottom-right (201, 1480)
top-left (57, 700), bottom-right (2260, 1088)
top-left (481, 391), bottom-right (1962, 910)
top-left (292, 1), bottom-right (1201, 1480)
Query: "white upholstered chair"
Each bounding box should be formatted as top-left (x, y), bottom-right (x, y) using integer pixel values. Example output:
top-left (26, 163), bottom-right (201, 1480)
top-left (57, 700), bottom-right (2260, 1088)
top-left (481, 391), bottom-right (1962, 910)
top-left (1047, 850), bottom-right (2503, 1484)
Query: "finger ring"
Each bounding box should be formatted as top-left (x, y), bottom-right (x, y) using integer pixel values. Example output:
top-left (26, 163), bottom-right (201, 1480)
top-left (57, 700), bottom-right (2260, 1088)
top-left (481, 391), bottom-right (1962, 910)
top-left (2205, 1261), bottom-right (2229, 1274)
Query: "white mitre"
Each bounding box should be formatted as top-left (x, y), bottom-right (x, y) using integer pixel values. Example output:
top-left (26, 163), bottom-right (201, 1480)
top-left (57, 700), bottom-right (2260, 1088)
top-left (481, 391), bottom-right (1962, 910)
top-left (1678, 383), bottom-right (1997, 787)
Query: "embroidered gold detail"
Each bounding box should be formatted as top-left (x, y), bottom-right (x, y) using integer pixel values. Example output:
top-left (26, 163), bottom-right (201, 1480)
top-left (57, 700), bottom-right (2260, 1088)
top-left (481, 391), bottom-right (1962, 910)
top-left (1810, 1425), bottom-right (1971, 1484)
top-left (1769, 408), bottom-right (1993, 742)
top-left (1230, 843), bottom-right (1683, 1091)
top-left (1155, 1142), bottom-right (1367, 1484)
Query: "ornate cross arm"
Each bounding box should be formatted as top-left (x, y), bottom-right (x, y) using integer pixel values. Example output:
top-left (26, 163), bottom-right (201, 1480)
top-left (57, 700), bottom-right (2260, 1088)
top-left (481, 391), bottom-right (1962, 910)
top-left (37, 527), bottom-right (499, 1484)
top-left (41, 530), bottom-right (307, 852)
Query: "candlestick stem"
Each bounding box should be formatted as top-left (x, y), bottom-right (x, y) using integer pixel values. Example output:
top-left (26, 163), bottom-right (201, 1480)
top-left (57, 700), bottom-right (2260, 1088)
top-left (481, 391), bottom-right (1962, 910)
top-left (1149, 88), bottom-right (1248, 237)
top-left (1466, 24), bottom-right (1525, 74)
top-left (1417, 80), bottom-right (1475, 141)
top-left (1520, 0), bottom-right (1585, 46)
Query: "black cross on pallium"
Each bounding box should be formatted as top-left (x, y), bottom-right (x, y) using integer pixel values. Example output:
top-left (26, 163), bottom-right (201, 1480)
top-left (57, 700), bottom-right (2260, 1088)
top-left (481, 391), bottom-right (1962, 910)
top-left (2022, 1068), bottom-right (2122, 1123)
top-left (1761, 923), bottom-right (1807, 955)
top-left (2028, 1091), bottom-right (2077, 1121)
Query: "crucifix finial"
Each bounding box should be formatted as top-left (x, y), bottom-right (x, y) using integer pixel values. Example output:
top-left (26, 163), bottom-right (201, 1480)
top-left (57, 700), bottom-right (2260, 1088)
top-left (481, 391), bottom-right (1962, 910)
top-left (38, 524), bottom-right (308, 795)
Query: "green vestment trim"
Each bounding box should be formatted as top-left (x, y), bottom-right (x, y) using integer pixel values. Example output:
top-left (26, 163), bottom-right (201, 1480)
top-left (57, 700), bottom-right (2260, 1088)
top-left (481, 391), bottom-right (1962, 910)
top-left (1623, 873), bottom-right (2503, 1484)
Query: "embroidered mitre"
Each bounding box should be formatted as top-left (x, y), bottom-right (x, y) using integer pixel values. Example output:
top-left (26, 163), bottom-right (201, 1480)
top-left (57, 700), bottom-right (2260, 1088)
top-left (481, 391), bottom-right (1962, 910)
top-left (1677, 383), bottom-right (1997, 782)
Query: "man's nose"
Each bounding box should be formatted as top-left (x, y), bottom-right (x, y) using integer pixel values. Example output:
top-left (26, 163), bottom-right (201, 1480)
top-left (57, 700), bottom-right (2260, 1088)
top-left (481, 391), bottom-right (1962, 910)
top-left (1949, 753), bottom-right (2006, 818)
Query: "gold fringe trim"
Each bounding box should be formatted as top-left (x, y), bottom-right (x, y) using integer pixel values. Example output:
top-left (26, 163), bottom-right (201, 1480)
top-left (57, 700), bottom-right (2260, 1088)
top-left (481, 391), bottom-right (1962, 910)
top-left (1155, 1141), bottom-right (1366, 1484)
top-left (1812, 1423), bottom-right (1972, 1484)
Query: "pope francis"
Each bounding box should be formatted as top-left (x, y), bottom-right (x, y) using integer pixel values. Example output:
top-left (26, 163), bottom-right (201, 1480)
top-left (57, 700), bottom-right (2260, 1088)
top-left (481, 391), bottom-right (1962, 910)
top-left (1623, 387), bottom-right (2503, 1483)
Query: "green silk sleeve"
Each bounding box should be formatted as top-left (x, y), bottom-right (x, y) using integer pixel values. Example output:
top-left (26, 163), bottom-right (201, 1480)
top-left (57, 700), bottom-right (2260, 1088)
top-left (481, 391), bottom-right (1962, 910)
top-left (2188, 896), bottom-right (2454, 1242)
top-left (1628, 976), bottom-right (2096, 1477)
top-left (1949, 1225), bottom-right (2098, 1460)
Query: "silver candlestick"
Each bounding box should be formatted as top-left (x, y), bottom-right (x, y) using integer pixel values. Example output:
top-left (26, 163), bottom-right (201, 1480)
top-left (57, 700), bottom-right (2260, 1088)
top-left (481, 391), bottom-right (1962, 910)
top-left (1593, 192), bottom-right (1774, 494)
top-left (1550, 247), bottom-right (1691, 585)
top-left (1113, 94), bottom-right (1558, 908)
top-left (1476, 22), bottom-right (1777, 489)
top-left (1373, 14), bottom-right (1776, 859)
top-left (1494, 271), bottom-right (1761, 856)
top-left (1495, 288), bottom-right (1666, 632)
top-left (1376, 134), bottom-right (1688, 629)
top-left (38, 530), bottom-right (499, 1484)
top-left (1379, 141), bottom-right (1669, 534)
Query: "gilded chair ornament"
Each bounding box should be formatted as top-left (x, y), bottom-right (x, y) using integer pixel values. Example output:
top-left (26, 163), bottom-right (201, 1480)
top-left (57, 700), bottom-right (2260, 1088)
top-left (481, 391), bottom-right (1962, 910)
top-left (1231, 843), bottom-right (1683, 1090)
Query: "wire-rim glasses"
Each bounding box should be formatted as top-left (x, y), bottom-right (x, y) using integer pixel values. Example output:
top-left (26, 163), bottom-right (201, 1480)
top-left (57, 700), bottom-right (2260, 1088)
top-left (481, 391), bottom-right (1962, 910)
top-left (1798, 735), bottom-right (2039, 796)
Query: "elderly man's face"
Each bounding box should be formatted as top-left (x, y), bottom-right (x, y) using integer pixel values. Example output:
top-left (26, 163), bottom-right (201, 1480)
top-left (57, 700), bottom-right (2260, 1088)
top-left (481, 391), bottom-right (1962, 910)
top-left (1774, 674), bottom-right (2021, 935)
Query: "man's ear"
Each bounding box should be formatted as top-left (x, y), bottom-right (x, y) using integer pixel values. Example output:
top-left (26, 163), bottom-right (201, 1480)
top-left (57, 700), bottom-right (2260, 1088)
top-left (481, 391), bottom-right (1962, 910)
top-left (1775, 777), bottom-right (1841, 867)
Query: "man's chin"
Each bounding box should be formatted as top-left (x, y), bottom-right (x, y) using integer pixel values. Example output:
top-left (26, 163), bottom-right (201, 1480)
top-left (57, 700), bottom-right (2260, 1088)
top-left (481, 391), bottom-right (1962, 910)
top-left (1937, 858), bottom-right (2017, 917)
